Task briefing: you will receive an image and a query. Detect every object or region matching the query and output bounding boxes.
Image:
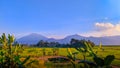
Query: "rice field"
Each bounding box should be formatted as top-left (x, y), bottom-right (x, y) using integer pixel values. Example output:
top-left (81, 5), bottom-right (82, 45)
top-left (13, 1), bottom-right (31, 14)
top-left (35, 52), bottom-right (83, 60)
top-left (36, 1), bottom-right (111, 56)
top-left (20, 46), bottom-right (120, 68)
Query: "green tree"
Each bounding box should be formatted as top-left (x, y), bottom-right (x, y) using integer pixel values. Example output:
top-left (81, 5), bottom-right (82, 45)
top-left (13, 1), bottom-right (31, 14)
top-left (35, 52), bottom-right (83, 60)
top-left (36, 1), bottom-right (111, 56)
top-left (70, 39), bottom-right (95, 47)
top-left (36, 40), bottom-right (49, 47)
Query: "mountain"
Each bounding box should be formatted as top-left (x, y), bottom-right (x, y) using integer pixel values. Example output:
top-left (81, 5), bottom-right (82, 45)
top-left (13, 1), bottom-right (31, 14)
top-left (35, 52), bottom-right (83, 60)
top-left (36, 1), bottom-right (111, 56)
top-left (60, 35), bottom-right (120, 45)
top-left (17, 33), bottom-right (48, 44)
top-left (59, 34), bottom-right (86, 43)
top-left (17, 33), bottom-right (120, 45)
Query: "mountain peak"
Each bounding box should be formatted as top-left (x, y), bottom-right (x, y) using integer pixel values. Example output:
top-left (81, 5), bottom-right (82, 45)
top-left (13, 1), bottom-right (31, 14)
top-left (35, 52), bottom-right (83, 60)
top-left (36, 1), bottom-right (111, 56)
top-left (72, 34), bottom-right (80, 36)
top-left (65, 34), bottom-right (83, 38)
top-left (29, 33), bottom-right (42, 36)
top-left (17, 33), bottom-right (48, 44)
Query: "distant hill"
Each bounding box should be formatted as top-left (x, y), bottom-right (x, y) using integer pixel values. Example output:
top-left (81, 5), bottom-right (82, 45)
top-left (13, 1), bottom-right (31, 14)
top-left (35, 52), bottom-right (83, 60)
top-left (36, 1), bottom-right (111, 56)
top-left (17, 33), bottom-right (48, 44)
top-left (17, 33), bottom-right (120, 45)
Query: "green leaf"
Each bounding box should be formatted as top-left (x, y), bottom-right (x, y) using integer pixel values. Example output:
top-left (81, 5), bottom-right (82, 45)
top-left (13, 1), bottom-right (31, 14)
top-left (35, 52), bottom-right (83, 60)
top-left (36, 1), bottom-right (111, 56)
top-left (8, 34), bottom-right (15, 43)
top-left (104, 55), bottom-right (115, 66)
top-left (14, 55), bottom-right (22, 64)
top-left (93, 57), bottom-right (104, 67)
top-left (21, 56), bottom-right (30, 65)
top-left (67, 48), bottom-right (73, 59)
top-left (26, 60), bottom-right (36, 66)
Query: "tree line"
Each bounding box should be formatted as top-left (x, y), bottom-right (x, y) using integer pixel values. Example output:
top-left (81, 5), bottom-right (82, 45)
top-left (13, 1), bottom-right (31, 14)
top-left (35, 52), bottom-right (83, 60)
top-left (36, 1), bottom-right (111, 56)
top-left (32, 38), bottom-right (95, 47)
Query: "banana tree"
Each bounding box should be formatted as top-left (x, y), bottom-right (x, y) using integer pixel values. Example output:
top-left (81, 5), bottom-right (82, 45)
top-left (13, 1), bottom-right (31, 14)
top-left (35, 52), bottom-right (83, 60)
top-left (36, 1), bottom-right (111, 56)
top-left (70, 39), bottom-right (115, 68)
top-left (93, 55), bottom-right (115, 68)
top-left (75, 41), bottom-right (95, 68)
top-left (0, 33), bottom-right (34, 68)
top-left (67, 48), bottom-right (76, 68)
top-left (70, 39), bottom-right (93, 67)
top-left (85, 42), bottom-right (115, 68)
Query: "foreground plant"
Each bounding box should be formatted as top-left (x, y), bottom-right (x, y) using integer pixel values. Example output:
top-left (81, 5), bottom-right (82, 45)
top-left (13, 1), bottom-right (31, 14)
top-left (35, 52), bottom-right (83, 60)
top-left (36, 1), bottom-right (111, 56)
top-left (69, 39), bottom-right (115, 68)
top-left (0, 33), bottom-right (34, 68)
top-left (93, 55), bottom-right (115, 68)
top-left (67, 48), bottom-right (76, 68)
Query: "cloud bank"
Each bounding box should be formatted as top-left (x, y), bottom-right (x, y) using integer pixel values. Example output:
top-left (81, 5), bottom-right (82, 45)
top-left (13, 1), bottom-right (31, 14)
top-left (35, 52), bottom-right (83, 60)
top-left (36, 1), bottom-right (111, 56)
top-left (95, 22), bottom-right (120, 32)
top-left (82, 22), bottom-right (120, 37)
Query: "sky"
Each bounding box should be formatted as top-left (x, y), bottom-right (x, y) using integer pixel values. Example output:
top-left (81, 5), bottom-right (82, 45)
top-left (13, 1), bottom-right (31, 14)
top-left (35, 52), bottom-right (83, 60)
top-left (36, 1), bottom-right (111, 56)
top-left (1, 0), bottom-right (120, 39)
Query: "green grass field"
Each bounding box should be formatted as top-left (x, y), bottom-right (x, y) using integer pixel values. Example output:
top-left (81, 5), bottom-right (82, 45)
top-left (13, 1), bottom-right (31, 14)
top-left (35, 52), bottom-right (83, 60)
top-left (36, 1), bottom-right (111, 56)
top-left (20, 46), bottom-right (120, 67)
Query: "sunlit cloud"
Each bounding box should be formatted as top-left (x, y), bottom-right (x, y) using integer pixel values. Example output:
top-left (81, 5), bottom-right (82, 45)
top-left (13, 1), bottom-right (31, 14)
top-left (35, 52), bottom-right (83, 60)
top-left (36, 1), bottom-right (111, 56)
top-left (82, 22), bottom-right (120, 37)
top-left (95, 22), bottom-right (114, 31)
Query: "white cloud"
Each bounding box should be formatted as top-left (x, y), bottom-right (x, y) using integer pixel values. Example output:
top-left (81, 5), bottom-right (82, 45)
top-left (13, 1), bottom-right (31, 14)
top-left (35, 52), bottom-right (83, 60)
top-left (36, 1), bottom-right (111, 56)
top-left (82, 22), bottom-right (120, 37)
top-left (95, 22), bottom-right (114, 31)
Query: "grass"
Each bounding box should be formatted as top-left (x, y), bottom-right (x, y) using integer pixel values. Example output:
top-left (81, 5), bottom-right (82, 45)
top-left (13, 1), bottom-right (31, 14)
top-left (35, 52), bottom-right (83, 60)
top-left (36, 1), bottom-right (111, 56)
top-left (20, 46), bottom-right (120, 67)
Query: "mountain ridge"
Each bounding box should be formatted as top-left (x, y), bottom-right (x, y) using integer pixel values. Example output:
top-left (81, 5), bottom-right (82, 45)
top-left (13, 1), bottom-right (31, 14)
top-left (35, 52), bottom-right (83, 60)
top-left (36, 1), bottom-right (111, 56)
top-left (17, 33), bottom-right (120, 45)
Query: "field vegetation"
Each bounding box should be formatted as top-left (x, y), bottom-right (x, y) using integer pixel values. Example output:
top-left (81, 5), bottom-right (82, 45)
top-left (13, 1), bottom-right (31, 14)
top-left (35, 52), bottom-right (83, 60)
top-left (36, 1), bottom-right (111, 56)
top-left (19, 46), bottom-right (120, 67)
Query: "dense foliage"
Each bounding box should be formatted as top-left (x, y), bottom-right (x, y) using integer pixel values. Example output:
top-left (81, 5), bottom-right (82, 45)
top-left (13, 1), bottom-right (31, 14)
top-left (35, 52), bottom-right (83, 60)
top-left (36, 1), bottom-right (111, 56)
top-left (35, 40), bottom-right (61, 47)
top-left (0, 33), bottom-right (34, 68)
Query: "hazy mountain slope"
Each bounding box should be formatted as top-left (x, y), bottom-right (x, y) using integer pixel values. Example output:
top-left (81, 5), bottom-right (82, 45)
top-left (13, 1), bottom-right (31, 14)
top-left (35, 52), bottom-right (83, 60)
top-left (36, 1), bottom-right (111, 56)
top-left (17, 33), bottom-right (48, 44)
top-left (17, 33), bottom-right (120, 45)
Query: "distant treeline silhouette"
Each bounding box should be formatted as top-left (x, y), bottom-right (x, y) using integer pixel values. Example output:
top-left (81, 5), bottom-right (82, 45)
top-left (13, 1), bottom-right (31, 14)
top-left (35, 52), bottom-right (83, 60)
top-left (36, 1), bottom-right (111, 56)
top-left (27, 39), bottom-right (95, 47)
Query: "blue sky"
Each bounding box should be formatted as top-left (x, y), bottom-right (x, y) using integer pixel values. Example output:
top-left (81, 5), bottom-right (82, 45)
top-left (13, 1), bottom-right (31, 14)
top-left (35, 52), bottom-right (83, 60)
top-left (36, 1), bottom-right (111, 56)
top-left (0, 0), bottom-right (120, 38)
